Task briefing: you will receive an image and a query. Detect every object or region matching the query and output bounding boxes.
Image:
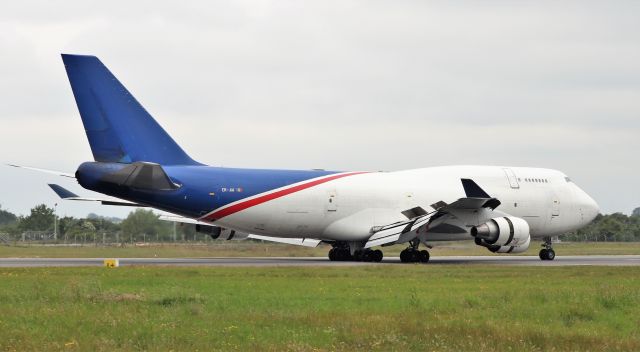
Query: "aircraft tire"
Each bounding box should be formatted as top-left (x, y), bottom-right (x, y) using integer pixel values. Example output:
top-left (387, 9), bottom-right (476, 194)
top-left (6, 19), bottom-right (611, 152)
top-left (539, 249), bottom-right (549, 260)
top-left (546, 249), bottom-right (556, 260)
top-left (419, 250), bottom-right (430, 263)
top-left (372, 249), bottom-right (383, 262)
top-left (328, 248), bottom-right (337, 261)
top-left (400, 249), bottom-right (419, 263)
top-left (400, 249), bottom-right (409, 263)
top-left (338, 248), bottom-right (352, 261)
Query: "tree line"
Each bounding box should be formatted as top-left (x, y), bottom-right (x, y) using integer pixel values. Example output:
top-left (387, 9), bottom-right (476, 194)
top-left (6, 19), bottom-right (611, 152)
top-left (1, 203), bottom-right (640, 243)
top-left (0, 204), bottom-right (196, 243)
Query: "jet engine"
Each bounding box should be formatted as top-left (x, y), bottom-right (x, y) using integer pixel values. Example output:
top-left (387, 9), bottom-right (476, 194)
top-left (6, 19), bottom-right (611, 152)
top-left (471, 216), bottom-right (531, 254)
top-left (195, 224), bottom-right (248, 240)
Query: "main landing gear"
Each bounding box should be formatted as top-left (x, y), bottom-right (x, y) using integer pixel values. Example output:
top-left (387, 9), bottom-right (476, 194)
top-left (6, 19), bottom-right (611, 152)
top-left (400, 240), bottom-right (430, 263)
top-left (328, 244), bottom-right (383, 262)
top-left (539, 236), bottom-right (556, 261)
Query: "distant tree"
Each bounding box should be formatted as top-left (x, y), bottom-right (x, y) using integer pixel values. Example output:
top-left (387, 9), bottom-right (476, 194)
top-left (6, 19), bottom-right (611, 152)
top-left (18, 204), bottom-right (55, 232)
top-left (569, 212), bottom-right (640, 242)
top-left (58, 216), bottom-right (79, 236)
top-left (121, 209), bottom-right (164, 241)
top-left (0, 204), bottom-right (17, 225)
top-left (87, 213), bottom-right (123, 224)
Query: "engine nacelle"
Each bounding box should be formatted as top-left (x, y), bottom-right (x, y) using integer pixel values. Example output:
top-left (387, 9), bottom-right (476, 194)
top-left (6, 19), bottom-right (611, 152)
top-left (195, 224), bottom-right (248, 240)
top-left (487, 234), bottom-right (530, 253)
top-left (471, 216), bottom-right (531, 253)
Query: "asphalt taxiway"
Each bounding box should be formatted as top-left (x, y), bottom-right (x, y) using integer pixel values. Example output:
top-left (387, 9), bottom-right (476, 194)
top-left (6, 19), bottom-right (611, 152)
top-left (0, 255), bottom-right (638, 267)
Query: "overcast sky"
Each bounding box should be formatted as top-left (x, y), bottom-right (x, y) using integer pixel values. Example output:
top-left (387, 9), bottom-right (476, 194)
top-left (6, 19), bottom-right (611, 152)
top-left (1, 0), bottom-right (639, 219)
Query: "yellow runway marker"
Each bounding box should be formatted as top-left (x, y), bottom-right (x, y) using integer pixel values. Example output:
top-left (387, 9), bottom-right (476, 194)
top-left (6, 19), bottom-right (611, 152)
top-left (103, 259), bottom-right (119, 268)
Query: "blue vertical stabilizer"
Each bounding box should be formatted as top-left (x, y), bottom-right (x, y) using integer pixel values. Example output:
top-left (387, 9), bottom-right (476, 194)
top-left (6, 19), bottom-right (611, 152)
top-left (62, 54), bottom-right (199, 165)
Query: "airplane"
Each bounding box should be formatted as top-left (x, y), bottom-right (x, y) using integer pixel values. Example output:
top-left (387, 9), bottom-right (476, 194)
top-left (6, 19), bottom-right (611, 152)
top-left (10, 54), bottom-right (600, 263)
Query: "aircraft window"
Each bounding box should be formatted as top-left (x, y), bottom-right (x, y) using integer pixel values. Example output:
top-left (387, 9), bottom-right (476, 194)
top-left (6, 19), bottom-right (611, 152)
top-left (565, 177), bottom-right (572, 183)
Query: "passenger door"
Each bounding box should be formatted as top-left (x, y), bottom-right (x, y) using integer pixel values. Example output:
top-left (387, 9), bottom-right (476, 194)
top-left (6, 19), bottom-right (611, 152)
top-left (503, 168), bottom-right (520, 189)
top-left (326, 190), bottom-right (337, 212)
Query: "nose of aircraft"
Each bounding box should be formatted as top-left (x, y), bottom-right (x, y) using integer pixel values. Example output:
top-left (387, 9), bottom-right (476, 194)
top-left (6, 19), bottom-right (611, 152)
top-left (576, 187), bottom-right (599, 224)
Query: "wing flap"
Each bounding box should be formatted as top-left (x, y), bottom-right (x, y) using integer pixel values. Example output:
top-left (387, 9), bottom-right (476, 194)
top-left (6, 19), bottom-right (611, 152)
top-left (159, 214), bottom-right (211, 226)
top-left (247, 235), bottom-right (321, 247)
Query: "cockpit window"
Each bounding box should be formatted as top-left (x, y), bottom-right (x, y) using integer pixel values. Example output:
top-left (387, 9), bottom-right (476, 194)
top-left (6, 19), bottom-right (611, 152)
top-left (564, 177), bottom-right (572, 183)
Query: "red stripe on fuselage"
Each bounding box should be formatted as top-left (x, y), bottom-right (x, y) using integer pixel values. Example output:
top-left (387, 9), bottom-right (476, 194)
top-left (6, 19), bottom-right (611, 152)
top-left (202, 172), bottom-right (368, 221)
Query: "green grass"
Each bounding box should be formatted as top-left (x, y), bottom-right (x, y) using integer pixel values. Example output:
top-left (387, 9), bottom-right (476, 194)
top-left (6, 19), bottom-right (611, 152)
top-left (0, 266), bottom-right (639, 351)
top-left (1, 241), bottom-right (640, 258)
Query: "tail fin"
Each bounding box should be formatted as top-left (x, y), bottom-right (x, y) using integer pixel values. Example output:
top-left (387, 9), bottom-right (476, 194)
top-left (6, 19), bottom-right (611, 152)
top-left (61, 54), bottom-right (199, 165)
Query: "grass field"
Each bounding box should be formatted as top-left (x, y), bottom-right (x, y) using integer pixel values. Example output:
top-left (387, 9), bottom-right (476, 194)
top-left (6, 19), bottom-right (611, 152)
top-left (0, 266), bottom-right (638, 351)
top-left (1, 241), bottom-right (640, 258)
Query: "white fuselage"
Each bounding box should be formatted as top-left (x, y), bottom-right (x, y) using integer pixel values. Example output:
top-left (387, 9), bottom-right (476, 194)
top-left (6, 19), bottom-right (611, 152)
top-left (210, 166), bottom-right (599, 243)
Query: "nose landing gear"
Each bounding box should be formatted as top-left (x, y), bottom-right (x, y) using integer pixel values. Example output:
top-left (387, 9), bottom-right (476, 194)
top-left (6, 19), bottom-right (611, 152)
top-left (539, 236), bottom-right (556, 261)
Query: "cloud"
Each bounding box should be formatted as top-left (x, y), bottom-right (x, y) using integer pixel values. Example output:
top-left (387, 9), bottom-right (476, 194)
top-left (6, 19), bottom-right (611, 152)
top-left (0, 1), bottom-right (639, 216)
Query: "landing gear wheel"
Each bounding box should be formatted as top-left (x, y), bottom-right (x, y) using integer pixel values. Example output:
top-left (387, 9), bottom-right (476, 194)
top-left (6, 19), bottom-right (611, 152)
top-left (371, 249), bottom-right (383, 262)
top-left (539, 237), bottom-right (556, 261)
top-left (361, 250), bottom-right (371, 262)
top-left (329, 247), bottom-right (352, 261)
top-left (539, 248), bottom-right (556, 261)
top-left (339, 248), bottom-right (352, 261)
top-left (419, 250), bottom-right (430, 263)
top-left (400, 249), bottom-right (420, 263)
top-left (545, 249), bottom-right (555, 260)
top-left (400, 249), bottom-right (410, 263)
top-left (539, 249), bottom-right (548, 260)
top-left (328, 248), bottom-right (337, 261)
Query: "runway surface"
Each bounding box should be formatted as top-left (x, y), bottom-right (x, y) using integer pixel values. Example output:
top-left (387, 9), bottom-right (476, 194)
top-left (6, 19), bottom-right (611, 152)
top-left (0, 255), bottom-right (639, 267)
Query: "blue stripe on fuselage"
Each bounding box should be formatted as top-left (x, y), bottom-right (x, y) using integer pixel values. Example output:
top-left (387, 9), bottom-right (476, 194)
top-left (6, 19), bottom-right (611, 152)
top-left (76, 162), bottom-right (340, 218)
top-left (164, 166), bottom-right (339, 217)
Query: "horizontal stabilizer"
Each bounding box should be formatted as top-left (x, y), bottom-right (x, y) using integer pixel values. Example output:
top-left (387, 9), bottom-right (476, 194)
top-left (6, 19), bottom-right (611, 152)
top-left (7, 164), bottom-right (75, 178)
top-left (47, 184), bottom-right (144, 207)
top-left (49, 184), bottom-right (79, 198)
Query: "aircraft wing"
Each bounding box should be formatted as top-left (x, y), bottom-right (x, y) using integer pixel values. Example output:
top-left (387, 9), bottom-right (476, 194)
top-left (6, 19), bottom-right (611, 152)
top-left (48, 184), bottom-right (145, 207)
top-left (159, 214), bottom-right (211, 226)
top-left (159, 215), bottom-right (322, 247)
top-left (365, 178), bottom-right (501, 248)
top-left (365, 211), bottom-right (437, 248)
top-left (246, 235), bottom-right (321, 247)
